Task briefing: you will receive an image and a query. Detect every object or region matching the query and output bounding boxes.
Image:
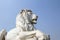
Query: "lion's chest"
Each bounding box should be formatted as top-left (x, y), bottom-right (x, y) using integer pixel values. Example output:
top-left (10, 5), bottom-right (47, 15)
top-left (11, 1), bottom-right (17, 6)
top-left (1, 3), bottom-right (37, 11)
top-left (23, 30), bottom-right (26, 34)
top-left (27, 24), bottom-right (34, 31)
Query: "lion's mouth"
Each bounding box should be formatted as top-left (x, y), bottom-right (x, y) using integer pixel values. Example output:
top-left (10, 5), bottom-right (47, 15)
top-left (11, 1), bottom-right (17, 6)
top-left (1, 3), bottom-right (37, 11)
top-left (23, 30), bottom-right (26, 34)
top-left (31, 18), bottom-right (37, 24)
top-left (32, 19), bottom-right (37, 21)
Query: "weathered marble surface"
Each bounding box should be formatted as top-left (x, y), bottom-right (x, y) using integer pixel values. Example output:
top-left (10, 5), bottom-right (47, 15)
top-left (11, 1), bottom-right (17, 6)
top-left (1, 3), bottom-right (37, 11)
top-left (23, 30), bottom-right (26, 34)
top-left (0, 9), bottom-right (50, 40)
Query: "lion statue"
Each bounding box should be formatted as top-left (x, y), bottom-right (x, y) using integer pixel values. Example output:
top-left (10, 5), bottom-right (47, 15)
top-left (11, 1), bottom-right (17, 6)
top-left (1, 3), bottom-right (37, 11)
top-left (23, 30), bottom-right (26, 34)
top-left (0, 9), bottom-right (50, 40)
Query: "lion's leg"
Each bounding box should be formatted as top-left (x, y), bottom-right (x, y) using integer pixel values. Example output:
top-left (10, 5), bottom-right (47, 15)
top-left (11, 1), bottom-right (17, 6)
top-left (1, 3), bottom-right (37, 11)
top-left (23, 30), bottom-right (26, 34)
top-left (16, 31), bottom-right (37, 40)
top-left (35, 30), bottom-right (50, 40)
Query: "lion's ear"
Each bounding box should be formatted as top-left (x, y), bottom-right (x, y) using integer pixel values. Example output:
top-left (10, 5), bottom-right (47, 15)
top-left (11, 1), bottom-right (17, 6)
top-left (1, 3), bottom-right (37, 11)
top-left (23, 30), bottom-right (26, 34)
top-left (20, 9), bottom-right (24, 14)
top-left (20, 9), bottom-right (27, 14)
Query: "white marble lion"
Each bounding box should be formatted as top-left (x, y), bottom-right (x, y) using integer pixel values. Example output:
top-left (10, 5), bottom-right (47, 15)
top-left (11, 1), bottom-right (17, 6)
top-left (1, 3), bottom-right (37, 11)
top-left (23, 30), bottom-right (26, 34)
top-left (0, 9), bottom-right (50, 40)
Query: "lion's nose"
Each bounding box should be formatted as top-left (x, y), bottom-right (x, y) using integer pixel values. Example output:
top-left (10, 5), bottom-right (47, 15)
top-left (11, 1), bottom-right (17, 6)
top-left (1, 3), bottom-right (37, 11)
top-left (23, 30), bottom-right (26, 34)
top-left (36, 16), bottom-right (38, 18)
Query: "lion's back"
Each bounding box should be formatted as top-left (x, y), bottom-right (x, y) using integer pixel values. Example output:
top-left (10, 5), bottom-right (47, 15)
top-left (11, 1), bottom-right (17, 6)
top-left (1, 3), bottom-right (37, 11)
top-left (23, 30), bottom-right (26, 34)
top-left (6, 28), bottom-right (21, 40)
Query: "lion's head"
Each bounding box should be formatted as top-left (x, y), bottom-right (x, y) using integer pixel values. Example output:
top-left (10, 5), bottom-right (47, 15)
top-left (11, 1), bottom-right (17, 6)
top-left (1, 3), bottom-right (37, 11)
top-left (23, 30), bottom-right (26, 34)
top-left (16, 9), bottom-right (38, 31)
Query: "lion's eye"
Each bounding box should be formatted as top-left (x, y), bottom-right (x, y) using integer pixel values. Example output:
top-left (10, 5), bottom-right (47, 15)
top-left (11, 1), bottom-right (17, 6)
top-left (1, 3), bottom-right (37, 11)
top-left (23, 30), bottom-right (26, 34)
top-left (28, 12), bottom-right (32, 15)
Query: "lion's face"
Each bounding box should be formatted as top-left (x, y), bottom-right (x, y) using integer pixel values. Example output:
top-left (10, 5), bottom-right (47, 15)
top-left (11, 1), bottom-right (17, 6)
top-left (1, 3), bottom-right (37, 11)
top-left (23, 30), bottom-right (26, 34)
top-left (21, 9), bottom-right (38, 24)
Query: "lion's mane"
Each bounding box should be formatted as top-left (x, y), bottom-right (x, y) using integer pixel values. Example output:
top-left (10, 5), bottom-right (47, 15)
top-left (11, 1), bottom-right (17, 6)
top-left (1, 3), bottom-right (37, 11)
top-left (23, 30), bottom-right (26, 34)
top-left (16, 9), bottom-right (35, 31)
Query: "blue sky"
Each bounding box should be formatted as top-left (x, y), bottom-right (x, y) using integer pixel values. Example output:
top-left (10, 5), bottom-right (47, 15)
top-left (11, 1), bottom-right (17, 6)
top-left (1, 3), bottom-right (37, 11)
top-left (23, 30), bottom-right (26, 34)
top-left (0, 0), bottom-right (60, 40)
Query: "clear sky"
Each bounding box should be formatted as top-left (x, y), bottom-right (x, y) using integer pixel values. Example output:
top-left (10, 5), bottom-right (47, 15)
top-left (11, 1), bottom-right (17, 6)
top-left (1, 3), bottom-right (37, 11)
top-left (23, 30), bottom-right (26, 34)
top-left (0, 0), bottom-right (60, 40)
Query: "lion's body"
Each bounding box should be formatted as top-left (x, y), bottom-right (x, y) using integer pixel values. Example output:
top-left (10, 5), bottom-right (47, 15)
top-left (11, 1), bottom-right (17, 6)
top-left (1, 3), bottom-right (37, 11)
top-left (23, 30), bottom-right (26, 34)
top-left (6, 9), bottom-right (38, 40)
top-left (5, 9), bottom-right (50, 40)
